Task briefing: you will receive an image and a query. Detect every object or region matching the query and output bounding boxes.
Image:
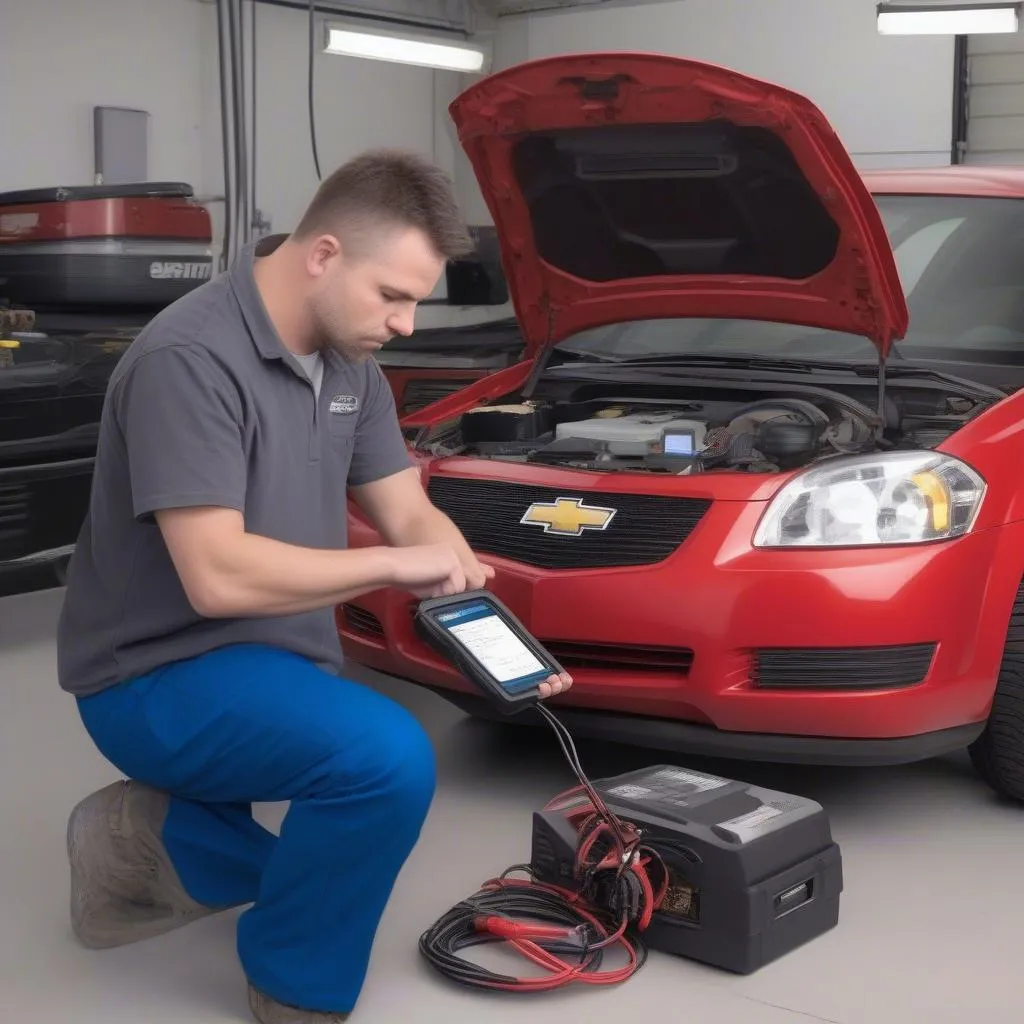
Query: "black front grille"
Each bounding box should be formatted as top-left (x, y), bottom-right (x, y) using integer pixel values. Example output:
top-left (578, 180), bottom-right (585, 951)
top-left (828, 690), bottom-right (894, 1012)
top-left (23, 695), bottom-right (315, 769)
top-left (752, 644), bottom-right (936, 691)
top-left (402, 379), bottom-right (470, 414)
top-left (427, 476), bottom-right (710, 570)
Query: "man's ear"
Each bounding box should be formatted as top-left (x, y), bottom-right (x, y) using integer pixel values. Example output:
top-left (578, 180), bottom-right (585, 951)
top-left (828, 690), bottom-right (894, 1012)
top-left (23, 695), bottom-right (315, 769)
top-left (306, 234), bottom-right (341, 278)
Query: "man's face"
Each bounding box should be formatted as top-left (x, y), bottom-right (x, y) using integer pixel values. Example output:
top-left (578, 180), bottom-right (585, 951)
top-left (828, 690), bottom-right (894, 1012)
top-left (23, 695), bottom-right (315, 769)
top-left (305, 226), bottom-right (445, 363)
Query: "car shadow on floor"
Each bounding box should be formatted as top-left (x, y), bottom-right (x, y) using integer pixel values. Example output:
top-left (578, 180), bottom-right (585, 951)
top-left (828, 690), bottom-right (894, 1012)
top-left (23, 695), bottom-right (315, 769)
top-left (429, 708), bottom-right (995, 820)
top-left (355, 662), bottom-right (1003, 821)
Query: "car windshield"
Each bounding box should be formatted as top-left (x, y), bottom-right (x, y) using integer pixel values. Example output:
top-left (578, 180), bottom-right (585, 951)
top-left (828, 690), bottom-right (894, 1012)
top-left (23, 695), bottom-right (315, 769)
top-left (557, 194), bottom-right (1024, 366)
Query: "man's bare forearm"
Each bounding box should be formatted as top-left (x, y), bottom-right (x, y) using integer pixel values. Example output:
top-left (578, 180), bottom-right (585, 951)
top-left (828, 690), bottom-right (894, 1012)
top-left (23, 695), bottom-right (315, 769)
top-left (158, 506), bottom-right (469, 619)
top-left (157, 507), bottom-right (405, 618)
top-left (389, 506), bottom-right (476, 563)
top-left (201, 532), bottom-right (401, 617)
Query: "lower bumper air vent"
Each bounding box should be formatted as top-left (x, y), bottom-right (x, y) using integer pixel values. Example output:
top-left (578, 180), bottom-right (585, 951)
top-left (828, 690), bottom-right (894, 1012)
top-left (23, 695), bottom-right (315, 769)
top-left (544, 641), bottom-right (694, 675)
top-left (752, 644), bottom-right (936, 691)
top-left (342, 604), bottom-right (385, 641)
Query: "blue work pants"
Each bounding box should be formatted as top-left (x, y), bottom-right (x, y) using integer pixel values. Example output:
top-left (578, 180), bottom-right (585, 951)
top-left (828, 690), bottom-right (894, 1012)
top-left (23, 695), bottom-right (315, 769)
top-left (76, 643), bottom-right (437, 1014)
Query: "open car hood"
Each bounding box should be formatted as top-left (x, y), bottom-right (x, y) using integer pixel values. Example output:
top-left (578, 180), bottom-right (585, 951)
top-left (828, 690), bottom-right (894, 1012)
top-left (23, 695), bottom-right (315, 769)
top-left (449, 53), bottom-right (908, 358)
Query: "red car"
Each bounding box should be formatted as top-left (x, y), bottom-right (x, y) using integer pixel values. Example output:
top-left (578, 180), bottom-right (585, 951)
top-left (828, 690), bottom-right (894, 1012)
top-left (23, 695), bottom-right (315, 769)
top-left (338, 52), bottom-right (1024, 802)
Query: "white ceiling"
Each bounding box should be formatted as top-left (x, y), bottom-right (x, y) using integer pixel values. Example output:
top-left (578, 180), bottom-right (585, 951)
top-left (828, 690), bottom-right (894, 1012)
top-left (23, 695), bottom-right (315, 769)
top-left (472, 0), bottom-right (614, 14)
top-left (250, 0), bottom-right (474, 33)
top-left (246, 0), bottom-right (678, 32)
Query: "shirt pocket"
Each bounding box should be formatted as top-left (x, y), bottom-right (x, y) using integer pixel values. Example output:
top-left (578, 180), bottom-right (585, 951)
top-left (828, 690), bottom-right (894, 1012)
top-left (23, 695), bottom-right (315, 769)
top-left (326, 413), bottom-right (358, 489)
top-left (327, 411), bottom-right (359, 443)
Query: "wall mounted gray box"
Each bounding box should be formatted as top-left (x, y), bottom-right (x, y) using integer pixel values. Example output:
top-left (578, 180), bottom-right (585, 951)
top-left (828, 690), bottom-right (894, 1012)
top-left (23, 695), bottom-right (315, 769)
top-left (94, 107), bottom-right (149, 184)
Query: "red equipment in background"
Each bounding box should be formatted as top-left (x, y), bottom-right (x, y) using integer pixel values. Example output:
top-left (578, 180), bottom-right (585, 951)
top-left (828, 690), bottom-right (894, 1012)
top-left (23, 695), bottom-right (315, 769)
top-left (0, 182), bottom-right (214, 311)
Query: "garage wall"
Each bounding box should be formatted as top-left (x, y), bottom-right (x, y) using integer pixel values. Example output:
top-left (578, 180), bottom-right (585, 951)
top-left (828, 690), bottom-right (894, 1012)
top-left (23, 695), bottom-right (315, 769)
top-left (525, 0), bottom-right (954, 166)
top-left (209, 1), bottom-right (447, 241)
top-left (454, 0), bottom-right (956, 222)
top-left (1, 0), bottom-right (461, 248)
top-left (0, 0), bottom-right (208, 194)
top-left (965, 33), bottom-right (1024, 164)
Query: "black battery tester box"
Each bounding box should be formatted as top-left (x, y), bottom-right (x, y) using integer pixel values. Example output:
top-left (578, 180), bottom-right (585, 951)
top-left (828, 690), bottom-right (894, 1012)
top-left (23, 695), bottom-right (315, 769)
top-left (530, 763), bottom-right (843, 974)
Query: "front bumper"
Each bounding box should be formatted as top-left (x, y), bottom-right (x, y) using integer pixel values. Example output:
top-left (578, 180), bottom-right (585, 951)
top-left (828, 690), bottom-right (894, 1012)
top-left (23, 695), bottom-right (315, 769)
top-left (416, 687), bottom-right (984, 766)
top-left (339, 499), bottom-right (1024, 764)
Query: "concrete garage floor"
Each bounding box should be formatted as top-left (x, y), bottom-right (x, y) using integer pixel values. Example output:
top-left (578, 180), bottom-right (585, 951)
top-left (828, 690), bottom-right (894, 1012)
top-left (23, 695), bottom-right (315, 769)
top-left (3, 587), bottom-right (1021, 1024)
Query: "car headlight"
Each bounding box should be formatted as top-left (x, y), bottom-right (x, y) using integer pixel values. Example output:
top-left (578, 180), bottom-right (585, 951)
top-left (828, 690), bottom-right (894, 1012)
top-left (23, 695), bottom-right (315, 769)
top-left (753, 451), bottom-right (986, 548)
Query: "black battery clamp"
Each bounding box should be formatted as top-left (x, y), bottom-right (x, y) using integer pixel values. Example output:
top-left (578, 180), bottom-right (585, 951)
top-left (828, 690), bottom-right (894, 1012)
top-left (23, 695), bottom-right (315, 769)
top-left (414, 591), bottom-right (564, 716)
top-left (414, 590), bottom-right (843, 994)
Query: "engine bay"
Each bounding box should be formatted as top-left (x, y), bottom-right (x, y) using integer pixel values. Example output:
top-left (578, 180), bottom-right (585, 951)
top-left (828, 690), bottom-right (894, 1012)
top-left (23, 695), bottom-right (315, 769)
top-left (415, 377), bottom-right (990, 475)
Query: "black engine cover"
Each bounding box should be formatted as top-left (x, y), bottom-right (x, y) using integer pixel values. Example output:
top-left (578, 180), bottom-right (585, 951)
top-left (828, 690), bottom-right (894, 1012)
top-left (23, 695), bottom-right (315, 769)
top-left (530, 765), bottom-right (842, 974)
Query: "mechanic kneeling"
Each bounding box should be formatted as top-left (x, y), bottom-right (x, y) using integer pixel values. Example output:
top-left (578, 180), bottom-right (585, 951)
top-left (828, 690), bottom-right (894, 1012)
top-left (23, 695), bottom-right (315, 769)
top-left (55, 150), bottom-right (572, 1023)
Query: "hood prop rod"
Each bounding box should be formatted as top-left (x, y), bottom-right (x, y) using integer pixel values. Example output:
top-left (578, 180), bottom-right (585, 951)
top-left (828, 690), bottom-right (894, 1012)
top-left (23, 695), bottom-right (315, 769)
top-left (521, 302), bottom-right (557, 401)
top-left (875, 351), bottom-right (888, 440)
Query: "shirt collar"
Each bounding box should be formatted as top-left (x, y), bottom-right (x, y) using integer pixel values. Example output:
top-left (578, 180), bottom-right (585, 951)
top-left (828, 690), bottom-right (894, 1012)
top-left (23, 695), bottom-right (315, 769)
top-left (228, 234), bottom-right (349, 376)
top-left (229, 234), bottom-right (291, 362)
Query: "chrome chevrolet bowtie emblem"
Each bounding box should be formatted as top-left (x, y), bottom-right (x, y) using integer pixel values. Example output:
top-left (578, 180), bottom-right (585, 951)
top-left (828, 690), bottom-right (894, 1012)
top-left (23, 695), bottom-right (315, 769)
top-left (520, 497), bottom-right (617, 537)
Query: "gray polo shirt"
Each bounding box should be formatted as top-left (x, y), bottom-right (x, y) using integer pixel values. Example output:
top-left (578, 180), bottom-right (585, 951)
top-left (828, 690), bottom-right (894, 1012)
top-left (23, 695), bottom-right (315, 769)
top-left (56, 235), bottom-right (413, 697)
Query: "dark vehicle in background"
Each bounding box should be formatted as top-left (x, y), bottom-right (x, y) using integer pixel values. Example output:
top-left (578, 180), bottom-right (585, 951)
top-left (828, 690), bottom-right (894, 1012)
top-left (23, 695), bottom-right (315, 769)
top-left (0, 311), bottom-right (134, 593)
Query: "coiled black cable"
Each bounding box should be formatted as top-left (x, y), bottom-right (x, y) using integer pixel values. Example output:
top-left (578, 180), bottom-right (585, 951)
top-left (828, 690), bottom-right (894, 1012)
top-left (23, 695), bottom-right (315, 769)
top-left (418, 705), bottom-right (661, 992)
top-left (418, 868), bottom-right (650, 992)
top-left (420, 879), bottom-right (599, 988)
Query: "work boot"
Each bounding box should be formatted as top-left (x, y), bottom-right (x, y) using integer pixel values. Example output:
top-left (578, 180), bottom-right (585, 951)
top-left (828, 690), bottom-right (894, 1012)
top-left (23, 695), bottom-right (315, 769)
top-left (67, 779), bottom-right (225, 949)
top-left (248, 984), bottom-right (350, 1023)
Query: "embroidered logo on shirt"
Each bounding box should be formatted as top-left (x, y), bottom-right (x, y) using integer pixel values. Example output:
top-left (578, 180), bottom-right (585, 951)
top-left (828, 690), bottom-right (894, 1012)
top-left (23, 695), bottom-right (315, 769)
top-left (329, 394), bottom-right (359, 415)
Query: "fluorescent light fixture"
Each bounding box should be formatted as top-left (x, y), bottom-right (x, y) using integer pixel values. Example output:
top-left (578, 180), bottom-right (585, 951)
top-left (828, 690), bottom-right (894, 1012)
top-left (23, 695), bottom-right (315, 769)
top-left (877, 3), bottom-right (1020, 35)
top-left (324, 21), bottom-right (490, 73)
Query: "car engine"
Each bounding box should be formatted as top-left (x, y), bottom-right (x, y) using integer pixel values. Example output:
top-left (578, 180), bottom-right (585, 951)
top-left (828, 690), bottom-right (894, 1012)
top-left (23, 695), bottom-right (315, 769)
top-left (415, 382), bottom-right (984, 475)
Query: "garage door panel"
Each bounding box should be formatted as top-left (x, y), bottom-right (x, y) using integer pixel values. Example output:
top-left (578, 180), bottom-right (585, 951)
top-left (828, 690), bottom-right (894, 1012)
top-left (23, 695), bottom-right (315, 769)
top-left (969, 83), bottom-right (1024, 118)
top-left (967, 37), bottom-right (1024, 161)
top-left (968, 35), bottom-right (1024, 58)
top-left (970, 52), bottom-right (1024, 85)
top-left (965, 150), bottom-right (1024, 165)
top-left (968, 115), bottom-right (1024, 153)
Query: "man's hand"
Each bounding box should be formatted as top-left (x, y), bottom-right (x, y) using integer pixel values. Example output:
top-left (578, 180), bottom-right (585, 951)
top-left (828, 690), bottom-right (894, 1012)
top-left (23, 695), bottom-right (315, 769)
top-left (461, 551), bottom-right (495, 591)
top-left (539, 671), bottom-right (573, 699)
top-left (389, 542), bottom-right (470, 598)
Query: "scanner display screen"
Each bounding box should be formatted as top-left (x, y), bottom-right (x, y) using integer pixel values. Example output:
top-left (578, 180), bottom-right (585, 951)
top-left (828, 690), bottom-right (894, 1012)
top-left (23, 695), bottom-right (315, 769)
top-left (436, 600), bottom-right (551, 694)
top-left (663, 431), bottom-right (696, 456)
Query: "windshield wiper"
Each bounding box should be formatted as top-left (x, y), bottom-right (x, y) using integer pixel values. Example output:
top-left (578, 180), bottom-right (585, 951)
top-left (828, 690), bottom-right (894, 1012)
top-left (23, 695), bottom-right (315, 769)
top-left (551, 352), bottom-right (1004, 399)
top-left (545, 348), bottom-right (1008, 414)
top-left (850, 362), bottom-right (1007, 400)
top-left (551, 349), bottom-right (624, 364)
top-left (549, 352), bottom-right (846, 373)
top-left (626, 353), bottom-right (820, 371)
